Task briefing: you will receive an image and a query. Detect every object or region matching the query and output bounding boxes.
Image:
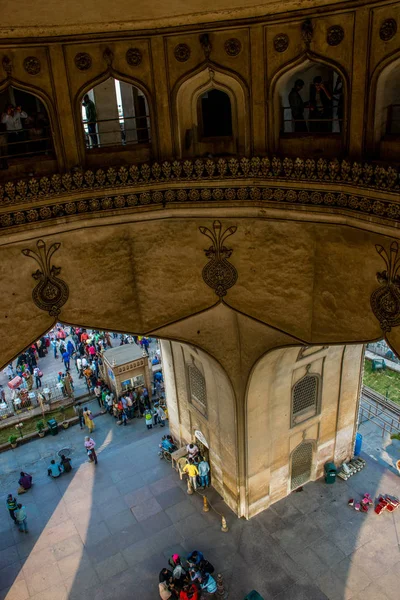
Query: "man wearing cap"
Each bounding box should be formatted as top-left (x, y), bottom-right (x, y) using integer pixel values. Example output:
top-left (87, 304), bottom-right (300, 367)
top-left (6, 494), bottom-right (18, 523)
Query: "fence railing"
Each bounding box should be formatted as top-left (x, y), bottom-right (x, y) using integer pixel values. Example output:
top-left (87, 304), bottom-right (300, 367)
top-left (359, 386), bottom-right (400, 438)
top-left (82, 115), bottom-right (151, 149)
top-left (281, 106), bottom-right (343, 134)
top-left (0, 127), bottom-right (54, 161)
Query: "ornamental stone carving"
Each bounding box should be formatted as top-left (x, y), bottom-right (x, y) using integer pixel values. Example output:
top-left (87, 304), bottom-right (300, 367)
top-left (327, 25), bottom-right (344, 46)
top-left (371, 242), bottom-right (400, 332)
top-left (379, 19), bottom-right (397, 41)
top-left (74, 52), bottom-right (92, 70)
top-left (2, 55), bottom-right (12, 75)
top-left (199, 33), bottom-right (212, 59)
top-left (22, 239), bottom-right (69, 317)
top-left (103, 47), bottom-right (114, 67)
top-left (199, 220), bottom-right (238, 297)
top-left (23, 56), bottom-right (41, 75)
top-left (174, 43), bottom-right (191, 62)
top-left (273, 34), bottom-right (289, 53)
top-left (126, 48), bottom-right (142, 66)
top-left (301, 19), bottom-right (314, 47)
top-left (224, 38), bottom-right (242, 56)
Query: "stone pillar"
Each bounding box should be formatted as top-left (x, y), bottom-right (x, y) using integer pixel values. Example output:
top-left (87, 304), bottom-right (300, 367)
top-left (250, 25), bottom-right (266, 155)
top-left (348, 8), bottom-right (369, 159)
top-left (119, 81), bottom-right (138, 144)
top-left (92, 78), bottom-right (120, 147)
top-left (48, 45), bottom-right (79, 169)
top-left (150, 36), bottom-right (174, 159)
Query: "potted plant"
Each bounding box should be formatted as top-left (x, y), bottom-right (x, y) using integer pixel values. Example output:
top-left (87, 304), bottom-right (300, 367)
top-left (59, 405), bottom-right (69, 429)
top-left (9, 434), bottom-right (18, 449)
top-left (36, 420), bottom-right (45, 438)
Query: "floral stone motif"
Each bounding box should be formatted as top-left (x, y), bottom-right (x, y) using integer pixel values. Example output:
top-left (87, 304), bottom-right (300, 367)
top-left (327, 25), bottom-right (344, 46)
top-left (174, 43), bottom-right (191, 62)
top-left (379, 19), bottom-right (397, 41)
top-left (74, 52), bottom-right (92, 70)
top-left (273, 34), bottom-right (289, 53)
top-left (199, 220), bottom-right (238, 297)
top-left (224, 38), bottom-right (242, 56)
top-left (22, 239), bottom-right (69, 317)
top-left (23, 56), bottom-right (41, 75)
top-left (371, 242), bottom-right (400, 332)
top-left (126, 48), bottom-right (142, 67)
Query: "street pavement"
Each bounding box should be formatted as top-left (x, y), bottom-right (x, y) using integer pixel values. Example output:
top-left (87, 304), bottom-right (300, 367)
top-left (0, 408), bottom-right (399, 600)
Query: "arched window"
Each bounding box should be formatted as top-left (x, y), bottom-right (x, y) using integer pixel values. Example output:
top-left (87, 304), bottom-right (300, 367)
top-left (291, 373), bottom-right (320, 427)
top-left (81, 77), bottom-right (151, 150)
top-left (279, 63), bottom-right (344, 135)
top-left (373, 59), bottom-right (400, 160)
top-left (0, 85), bottom-right (53, 169)
top-left (291, 441), bottom-right (313, 490)
top-left (199, 89), bottom-right (233, 138)
top-left (187, 357), bottom-right (207, 417)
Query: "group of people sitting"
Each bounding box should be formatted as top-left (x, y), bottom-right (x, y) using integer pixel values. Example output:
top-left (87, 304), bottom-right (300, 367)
top-left (47, 454), bottom-right (72, 478)
top-left (159, 551), bottom-right (217, 599)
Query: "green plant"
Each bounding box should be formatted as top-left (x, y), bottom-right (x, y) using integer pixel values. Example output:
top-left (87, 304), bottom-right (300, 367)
top-left (391, 433), bottom-right (400, 441)
top-left (8, 434), bottom-right (18, 445)
top-left (36, 420), bottom-right (45, 432)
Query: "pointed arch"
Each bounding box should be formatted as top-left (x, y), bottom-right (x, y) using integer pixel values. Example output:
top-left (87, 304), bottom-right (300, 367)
top-left (74, 69), bottom-right (155, 163)
top-left (268, 51), bottom-right (349, 155)
top-left (173, 64), bottom-right (250, 158)
top-left (0, 76), bottom-right (64, 170)
top-left (367, 50), bottom-right (400, 158)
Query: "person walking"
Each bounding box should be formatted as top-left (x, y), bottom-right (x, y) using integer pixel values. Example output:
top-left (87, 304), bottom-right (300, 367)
top-left (144, 408), bottom-right (153, 429)
top-left (51, 338), bottom-right (58, 359)
top-left (75, 403), bottom-right (84, 429)
top-left (62, 349), bottom-right (70, 371)
top-left (156, 404), bottom-right (166, 427)
top-left (15, 503), bottom-right (29, 533)
top-left (94, 384), bottom-right (102, 408)
top-left (183, 460), bottom-right (199, 491)
top-left (83, 406), bottom-right (95, 433)
top-left (84, 436), bottom-right (98, 464)
top-left (6, 494), bottom-right (18, 524)
top-left (33, 366), bottom-right (42, 388)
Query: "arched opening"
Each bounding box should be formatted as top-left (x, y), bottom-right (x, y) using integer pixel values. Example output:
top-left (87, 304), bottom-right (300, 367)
top-left (373, 57), bottom-right (400, 160)
top-left (273, 58), bottom-right (346, 157)
top-left (80, 77), bottom-right (151, 151)
top-left (198, 89), bottom-right (233, 138)
top-left (0, 84), bottom-right (54, 175)
top-left (174, 67), bottom-right (249, 158)
top-left (290, 440), bottom-right (314, 490)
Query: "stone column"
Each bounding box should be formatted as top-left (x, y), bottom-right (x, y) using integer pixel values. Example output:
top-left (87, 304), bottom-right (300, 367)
top-left (92, 78), bottom-right (120, 147)
top-left (150, 36), bottom-right (174, 159)
top-left (348, 8), bottom-right (369, 159)
top-left (250, 25), bottom-right (266, 155)
top-left (119, 81), bottom-right (138, 144)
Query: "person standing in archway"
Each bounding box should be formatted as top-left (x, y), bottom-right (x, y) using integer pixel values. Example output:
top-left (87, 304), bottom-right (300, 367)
top-left (288, 79), bottom-right (308, 132)
top-left (309, 76), bottom-right (332, 133)
top-left (82, 94), bottom-right (98, 148)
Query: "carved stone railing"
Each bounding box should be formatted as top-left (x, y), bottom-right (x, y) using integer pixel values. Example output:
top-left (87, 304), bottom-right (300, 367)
top-left (0, 156), bottom-right (400, 231)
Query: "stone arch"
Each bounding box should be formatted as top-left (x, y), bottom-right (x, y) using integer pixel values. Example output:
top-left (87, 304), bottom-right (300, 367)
top-left (74, 71), bottom-right (155, 164)
top-left (173, 65), bottom-right (250, 158)
top-left (245, 344), bottom-right (362, 518)
top-left (269, 52), bottom-right (349, 155)
top-left (369, 52), bottom-right (400, 159)
top-left (0, 77), bottom-right (64, 171)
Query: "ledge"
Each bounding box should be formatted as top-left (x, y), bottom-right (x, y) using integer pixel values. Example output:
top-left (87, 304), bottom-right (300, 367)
top-left (0, 156), bottom-right (399, 233)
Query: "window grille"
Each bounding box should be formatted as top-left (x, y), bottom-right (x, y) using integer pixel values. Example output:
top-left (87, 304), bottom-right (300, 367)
top-left (291, 374), bottom-right (320, 427)
top-left (291, 442), bottom-right (313, 490)
top-left (187, 362), bottom-right (207, 416)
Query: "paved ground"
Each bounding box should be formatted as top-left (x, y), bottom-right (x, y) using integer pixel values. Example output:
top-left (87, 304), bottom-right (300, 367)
top-left (0, 408), bottom-right (399, 600)
top-left (359, 416), bottom-right (400, 474)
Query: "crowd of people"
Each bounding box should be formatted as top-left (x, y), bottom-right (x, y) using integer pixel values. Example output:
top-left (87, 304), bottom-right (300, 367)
top-left (159, 551), bottom-right (217, 599)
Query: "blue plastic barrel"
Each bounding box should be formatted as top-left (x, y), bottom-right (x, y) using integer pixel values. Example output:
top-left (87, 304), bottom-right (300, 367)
top-left (354, 432), bottom-right (362, 456)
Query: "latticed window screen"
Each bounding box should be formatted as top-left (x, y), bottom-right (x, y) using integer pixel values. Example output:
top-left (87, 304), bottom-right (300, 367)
top-left (291, 374), bottom-right (319, 426)
top-left (291, 442), bottom-right (313, 490)
top-left (188, 363), bottom-right (207, 415)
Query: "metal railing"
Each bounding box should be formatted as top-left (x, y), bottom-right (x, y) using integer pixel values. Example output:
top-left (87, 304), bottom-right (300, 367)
top-left (359, 386), bottom-right (400, 438)
top-left (366, 341), bottom-right (400, 364)
top-left (0, 127), bottom-right (54, 162)
top-left (281, 106), bottom-right (343, 134)
top-left (82, 115), bottom-right (151, 149)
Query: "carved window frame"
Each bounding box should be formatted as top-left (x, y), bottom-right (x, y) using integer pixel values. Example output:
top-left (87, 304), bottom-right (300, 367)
top-left (290, 371), bottom-right (321, 428)
top-left (186, 356), bottom-right (208, 419)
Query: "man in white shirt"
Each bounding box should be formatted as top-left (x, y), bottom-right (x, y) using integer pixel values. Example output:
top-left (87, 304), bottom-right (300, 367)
top-left (1, 105), bottom-right (28, 157)
top-left (76, 356), bottom-right (83, 378)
